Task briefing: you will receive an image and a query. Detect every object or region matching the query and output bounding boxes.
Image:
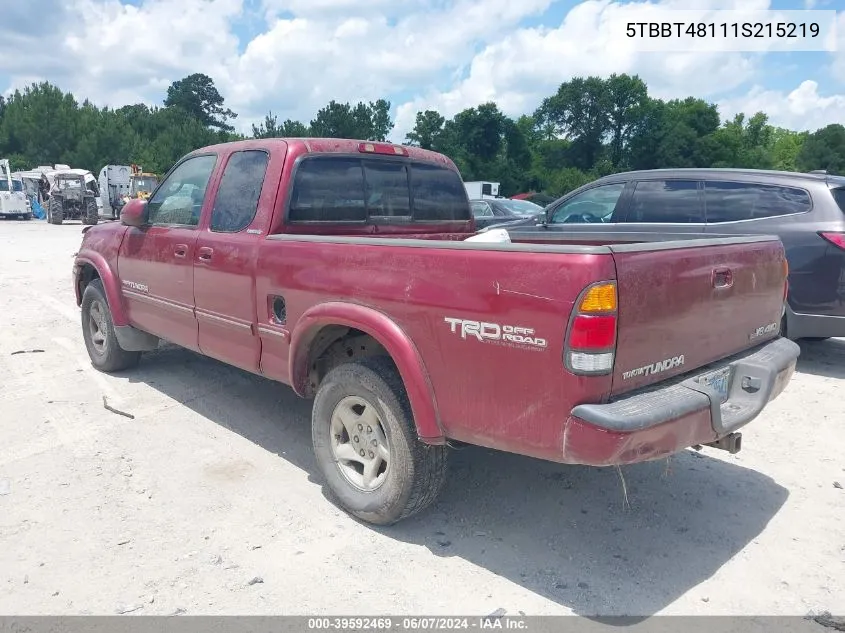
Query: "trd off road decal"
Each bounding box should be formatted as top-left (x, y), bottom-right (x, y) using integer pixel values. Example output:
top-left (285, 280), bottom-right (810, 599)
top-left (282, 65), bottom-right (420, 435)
top-left (444, 317), bottom-right (547, 350)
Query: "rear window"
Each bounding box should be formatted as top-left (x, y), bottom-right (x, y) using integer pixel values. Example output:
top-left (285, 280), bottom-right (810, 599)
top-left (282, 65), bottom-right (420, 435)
top-left (832, 188), bottom-right (845, 214)
top-left (704, 181), bottom-right (812, 223)
top-left (288, 156), bottom-right (469, 223)
top-left (410, 163), bottom-right (469, 221)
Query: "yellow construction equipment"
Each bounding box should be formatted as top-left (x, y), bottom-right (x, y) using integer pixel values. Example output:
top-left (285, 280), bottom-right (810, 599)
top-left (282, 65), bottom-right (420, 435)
top-left (128, 164), bottom-right (159, 202)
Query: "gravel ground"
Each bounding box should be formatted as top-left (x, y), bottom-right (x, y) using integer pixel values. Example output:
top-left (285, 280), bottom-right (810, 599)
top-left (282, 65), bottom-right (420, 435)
top-left (0, 219), bottom-right (843, 617)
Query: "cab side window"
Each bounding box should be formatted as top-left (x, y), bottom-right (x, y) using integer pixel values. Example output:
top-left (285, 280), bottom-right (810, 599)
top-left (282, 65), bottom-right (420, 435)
top-left (147, 155), bottom-right (217, 227)
top-left (210, 151), bottom-right (269, 232)
top-left (549, 183), bottom-right (625, 224)
top-left (625, 180), bottom-right (702, 223)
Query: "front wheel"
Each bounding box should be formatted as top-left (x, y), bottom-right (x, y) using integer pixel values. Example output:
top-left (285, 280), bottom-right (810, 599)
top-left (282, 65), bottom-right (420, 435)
top-left (81, 279), bottom-right (141, 372)
top-left (312, 357), bottom-right (448, 525)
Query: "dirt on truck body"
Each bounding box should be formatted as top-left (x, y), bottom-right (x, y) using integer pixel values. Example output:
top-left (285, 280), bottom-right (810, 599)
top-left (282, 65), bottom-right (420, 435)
top-left (72, 138), bottom-right (800, 525)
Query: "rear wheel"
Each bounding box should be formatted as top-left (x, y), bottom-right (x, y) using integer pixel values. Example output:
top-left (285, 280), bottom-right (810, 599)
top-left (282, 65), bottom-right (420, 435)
top-left (81, 279), bottom-right (141, 372)
top-left (82, 198), bottom-right (98, 225)
top-left (312, 356), bottom-right (448, 525)
top-left (48, 198), bottom-right (63, 225)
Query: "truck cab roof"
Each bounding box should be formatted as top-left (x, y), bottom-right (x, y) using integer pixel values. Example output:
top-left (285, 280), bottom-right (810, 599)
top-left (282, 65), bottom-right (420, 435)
top-left (188, 138), bottom-right (460, 172)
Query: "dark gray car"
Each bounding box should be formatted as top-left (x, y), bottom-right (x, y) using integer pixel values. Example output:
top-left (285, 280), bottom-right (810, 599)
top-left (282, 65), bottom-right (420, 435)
top-left (470, 198), bottom-right (544, 229)
top-left (503, 168), bottom-right (845, 341)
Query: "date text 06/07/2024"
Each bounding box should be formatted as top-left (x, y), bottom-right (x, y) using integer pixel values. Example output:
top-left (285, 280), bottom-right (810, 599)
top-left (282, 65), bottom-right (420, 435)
top-left (307, 616), bottom-right (528, 630)
top-left (626, 21), bottom-right (821, 39)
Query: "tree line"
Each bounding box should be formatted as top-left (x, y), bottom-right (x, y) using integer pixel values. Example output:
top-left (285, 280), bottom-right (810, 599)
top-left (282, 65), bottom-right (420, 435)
top-left (0, 72), bottom-right (842, 198)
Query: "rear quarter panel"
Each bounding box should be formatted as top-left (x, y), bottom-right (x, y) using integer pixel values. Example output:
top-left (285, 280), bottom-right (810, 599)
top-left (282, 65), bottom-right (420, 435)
top-left (256, 238), bottom-right (617, 461)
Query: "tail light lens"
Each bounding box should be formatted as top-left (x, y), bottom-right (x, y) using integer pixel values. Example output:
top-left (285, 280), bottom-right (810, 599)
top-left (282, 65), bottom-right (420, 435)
top-left (565, 281), bottom-right (617, 375)
top-left (819, 231), bottom-right (845, 250)
top-left (783, 257), bottom-right (789, 302)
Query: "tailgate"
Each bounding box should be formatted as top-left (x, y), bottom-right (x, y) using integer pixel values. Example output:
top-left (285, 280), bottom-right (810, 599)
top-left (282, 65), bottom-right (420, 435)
top-left (609, 236), bottom-right (787, 397)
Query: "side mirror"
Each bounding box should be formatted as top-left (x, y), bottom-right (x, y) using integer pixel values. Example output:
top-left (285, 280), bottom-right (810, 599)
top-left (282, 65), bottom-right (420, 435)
top-left (120, 198), bottom-right (148, 227)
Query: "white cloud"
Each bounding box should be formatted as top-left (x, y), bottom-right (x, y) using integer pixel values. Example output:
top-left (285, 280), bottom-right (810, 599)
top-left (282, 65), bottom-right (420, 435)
top-left (831, 10), bottom-right (845, 83)
top-left (0, 0), bottom-right (843, 143)
top-left (718, 80), bottom-right (845, 131)
top-left (393, 0), bottom-right (765, 139)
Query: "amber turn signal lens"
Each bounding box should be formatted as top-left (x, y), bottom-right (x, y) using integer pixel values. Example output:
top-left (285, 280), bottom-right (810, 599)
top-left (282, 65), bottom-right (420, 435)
top-left (579, 283), bottom-right (617, 313)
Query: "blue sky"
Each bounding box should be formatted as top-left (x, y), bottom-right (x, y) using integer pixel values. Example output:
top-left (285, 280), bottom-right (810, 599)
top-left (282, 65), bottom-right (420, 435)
top-left (0, 0), bottom-right (842, 140)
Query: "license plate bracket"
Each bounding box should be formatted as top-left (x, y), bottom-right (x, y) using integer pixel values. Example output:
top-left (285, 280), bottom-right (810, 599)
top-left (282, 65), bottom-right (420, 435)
top-left (698, 366), bottom-right (732, 404)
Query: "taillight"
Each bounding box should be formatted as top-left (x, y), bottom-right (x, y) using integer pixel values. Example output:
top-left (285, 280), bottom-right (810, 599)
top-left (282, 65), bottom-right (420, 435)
top-left (819, 231), bottom-right (845, 250)
top-left (783, 257), bottom-right (789, 302)
top-left (565, 281), bottom-right (617, 375)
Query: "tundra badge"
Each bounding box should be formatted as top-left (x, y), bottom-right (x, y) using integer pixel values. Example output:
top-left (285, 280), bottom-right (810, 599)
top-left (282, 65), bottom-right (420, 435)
top-left (622, 355), bottom-right (685, 380)
top-left (122, 280), bottom-right (149, 293)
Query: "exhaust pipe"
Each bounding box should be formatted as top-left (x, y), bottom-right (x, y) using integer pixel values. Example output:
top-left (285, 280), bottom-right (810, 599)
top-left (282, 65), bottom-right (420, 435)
top-left (705, 432), bottom-right (742, 455)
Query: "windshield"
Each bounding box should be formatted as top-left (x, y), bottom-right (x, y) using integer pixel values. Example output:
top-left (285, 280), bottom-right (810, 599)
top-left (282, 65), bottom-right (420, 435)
top-left (496, 199), bottom-right (544, 215)
top-left (131, 177), bottom-right (158, 194)
top-left (0, 180), bottom-right (23, 192)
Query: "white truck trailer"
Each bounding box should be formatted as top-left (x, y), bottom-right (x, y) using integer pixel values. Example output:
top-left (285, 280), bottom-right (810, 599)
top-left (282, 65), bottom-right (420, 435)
top-left (463, 181), bottom-right (500, 199)
top-left (98, 165), bottom-right (132, 219)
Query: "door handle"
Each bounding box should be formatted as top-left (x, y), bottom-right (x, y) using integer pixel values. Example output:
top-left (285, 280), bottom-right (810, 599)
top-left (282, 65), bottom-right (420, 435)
top-left (198, 247), bottom-right (214, 262)
top-left (174, 244), bottom-right (188, 258)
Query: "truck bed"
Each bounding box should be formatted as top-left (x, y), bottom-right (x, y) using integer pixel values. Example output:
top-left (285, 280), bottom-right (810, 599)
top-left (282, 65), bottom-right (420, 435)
top-left (261, 230), bottom-right (788, 461)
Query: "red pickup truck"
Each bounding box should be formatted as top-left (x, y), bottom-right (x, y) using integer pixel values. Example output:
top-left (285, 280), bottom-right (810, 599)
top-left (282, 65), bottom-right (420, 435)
top-left (73, 138), bottom-right (800, 525)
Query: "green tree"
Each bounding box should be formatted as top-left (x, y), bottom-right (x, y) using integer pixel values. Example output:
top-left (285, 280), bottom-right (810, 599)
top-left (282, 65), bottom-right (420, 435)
top-left (310, 99), bottom-right (394, 140)
top-left (452, 103), bottom-right (506, 163)
top-left (0, 82), bottom-right (80, 166)
top-left (280, 119), bottom-right (311, 137)
top-left (796, 124), bottom-right (845, 174)
top-left (163, 73), bottom-right (238, 131)
top-left (252, 112), bottom-right (282, 139)
top-left (368, 99), bottom-right (394, 141)
top-left (406, 110), bottom-right (445, 149)
top-left (769, 128), bottom-right (806, 172)
top-left (503, 118), bottom-right (531, 170)
top-left (535, 76), bottom-right (610, 169)
top-left (605, 73), bottom-right (649, 168)
top-left (627, 97), bottom-right (668, 171)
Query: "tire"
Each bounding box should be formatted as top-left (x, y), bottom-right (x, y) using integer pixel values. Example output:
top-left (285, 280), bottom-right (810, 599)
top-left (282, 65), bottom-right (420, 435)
top-left (81, 279), bottom-right (141, 372)
top-left (82, 198), bottom-right (98, 225)
top-left (22, 212), bottom-right (32, 221)
top-left (312, 356), bottom-right (448, 525)
top-left (48, 198), bottom-right (63, 225)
